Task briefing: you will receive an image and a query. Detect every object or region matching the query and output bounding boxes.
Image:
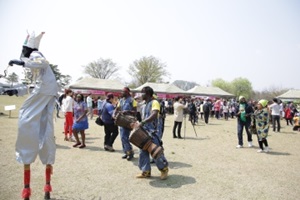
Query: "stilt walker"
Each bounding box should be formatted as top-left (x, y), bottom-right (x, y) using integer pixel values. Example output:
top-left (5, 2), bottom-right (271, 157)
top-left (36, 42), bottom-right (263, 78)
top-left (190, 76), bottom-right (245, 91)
top-left (8, 31), bottom-right (59, 200)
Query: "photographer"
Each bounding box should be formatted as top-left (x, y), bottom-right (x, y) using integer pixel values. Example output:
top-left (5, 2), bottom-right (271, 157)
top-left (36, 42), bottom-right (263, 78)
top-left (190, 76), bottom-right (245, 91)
top-left (172, 96), bottom-right (188, 139)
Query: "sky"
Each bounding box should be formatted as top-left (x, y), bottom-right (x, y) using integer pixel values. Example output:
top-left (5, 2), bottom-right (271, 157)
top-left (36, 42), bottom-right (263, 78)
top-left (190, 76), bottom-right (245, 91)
top-left (0, 0), bottom-right (299, 91)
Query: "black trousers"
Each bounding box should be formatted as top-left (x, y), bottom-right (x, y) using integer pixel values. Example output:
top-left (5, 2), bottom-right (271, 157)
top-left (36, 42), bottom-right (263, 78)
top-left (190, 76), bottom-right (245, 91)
top-left (173, 121), bottom-right (183, 138)
top-left (204, 111), bottom-right (210, 124)
top-left (103, 123), bottom-right (119, 147)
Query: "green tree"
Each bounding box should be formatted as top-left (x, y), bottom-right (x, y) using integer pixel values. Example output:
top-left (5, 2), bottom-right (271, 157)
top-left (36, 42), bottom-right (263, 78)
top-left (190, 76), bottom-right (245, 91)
top-left (22, 64), bottom-right (71, 87)
top-left (231, 77), bottom-right (253, 99)
top-left (128, 56), bottom-right (170, 87)
top-left (211, 78), bottom-right (233, 93)
top-left (83, 58), bottom-right (119, 79)
top-left (6, 72), bottom-right (19, 87)
top-left (50, 64), bottom-right (72, 87)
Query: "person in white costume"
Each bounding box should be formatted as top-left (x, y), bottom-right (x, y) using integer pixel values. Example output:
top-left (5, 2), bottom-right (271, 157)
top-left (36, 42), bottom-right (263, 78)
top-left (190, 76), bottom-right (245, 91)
top-left (8, 31), bottom-right (58, 200)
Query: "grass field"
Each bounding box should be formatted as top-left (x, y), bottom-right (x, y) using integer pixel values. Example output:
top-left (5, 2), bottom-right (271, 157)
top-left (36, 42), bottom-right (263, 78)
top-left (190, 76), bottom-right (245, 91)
top-left (0, 94), bottom-right (300, 200)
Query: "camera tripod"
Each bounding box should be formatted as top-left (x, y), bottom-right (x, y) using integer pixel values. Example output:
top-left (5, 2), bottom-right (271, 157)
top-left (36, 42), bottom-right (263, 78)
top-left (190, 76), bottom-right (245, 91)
top-left (183, 114), bottom-right (198, 139)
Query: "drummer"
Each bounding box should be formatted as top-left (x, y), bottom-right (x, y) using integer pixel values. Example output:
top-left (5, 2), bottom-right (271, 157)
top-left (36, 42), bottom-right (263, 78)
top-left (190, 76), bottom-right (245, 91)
top-left (132, 86), bottom-right (169, 180)
top-left (114, 87), bottom-right (137, 161)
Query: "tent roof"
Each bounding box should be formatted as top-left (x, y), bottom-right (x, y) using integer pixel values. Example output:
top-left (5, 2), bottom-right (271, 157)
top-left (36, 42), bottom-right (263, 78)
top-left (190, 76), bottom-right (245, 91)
top-left (277, 89), bottom-right (300, 100)
top-left (133, 82), bottom-right (186, 94)
top-left (186, 86), bottom-right (234, 97)
top-left (68, 77), bottom-right (125, 92)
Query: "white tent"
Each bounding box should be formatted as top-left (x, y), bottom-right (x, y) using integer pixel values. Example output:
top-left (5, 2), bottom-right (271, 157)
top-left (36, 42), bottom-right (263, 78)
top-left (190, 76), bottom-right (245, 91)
top-left (68, 77), bottom-right (125, 94)
top-left (277, 89), bottom-right (300, 101)
top-left (186, 86), bottom-right (234, 98)
top-left (132, 82), bottom-right (186, 98)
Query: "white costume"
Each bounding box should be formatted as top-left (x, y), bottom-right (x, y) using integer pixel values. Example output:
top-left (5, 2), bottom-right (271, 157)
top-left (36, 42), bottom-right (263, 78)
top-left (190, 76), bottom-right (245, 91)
top-left (15, 34), bottom-right (58, 165)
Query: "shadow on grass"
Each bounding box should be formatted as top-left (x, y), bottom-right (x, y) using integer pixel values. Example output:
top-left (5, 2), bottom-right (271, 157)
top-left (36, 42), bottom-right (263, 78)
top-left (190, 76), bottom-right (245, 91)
top-left (266, 151), bottom-right (291, 156)
top-left (55, 144), bottom-right (71, 150)
top-left (149, 174), bottom-right (196, 188)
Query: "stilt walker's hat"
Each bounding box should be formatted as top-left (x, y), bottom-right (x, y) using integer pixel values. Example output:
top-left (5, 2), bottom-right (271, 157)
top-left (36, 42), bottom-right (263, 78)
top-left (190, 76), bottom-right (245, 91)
top-left (21, 31), bottom-right (44, 58)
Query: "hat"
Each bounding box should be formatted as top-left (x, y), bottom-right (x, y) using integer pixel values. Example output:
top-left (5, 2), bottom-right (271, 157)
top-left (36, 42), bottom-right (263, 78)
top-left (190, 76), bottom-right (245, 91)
top-left (258, 99), bottom-right (268, 107)
top-left (21, 31), bottom-right (45, 58)
top-left (106, 93), bottom-right (114, 100)
top-left (24, 31), bottom-right (44, 50)
top-left (239, 96), bottom-right (245, 101)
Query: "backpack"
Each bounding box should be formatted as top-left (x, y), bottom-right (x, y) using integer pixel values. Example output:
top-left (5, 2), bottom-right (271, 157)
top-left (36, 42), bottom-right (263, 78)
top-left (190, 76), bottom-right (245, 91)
top-left (203, 103), bottom-right (210, 112)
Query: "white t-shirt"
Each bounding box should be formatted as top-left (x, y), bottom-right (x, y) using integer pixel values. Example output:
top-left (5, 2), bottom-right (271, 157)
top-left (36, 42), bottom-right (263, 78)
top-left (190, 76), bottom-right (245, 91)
top-left (269, 103), bottom-right (281, 115)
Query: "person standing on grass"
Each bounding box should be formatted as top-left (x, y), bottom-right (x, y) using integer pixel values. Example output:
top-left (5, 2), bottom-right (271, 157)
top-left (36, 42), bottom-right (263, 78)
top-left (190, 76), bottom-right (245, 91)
top-left (72, 93), bottom-right (89, 149)
top-left (251, 100), bottom-right (270, 153)
top-left (101, 93), bottom-right (119, 152)
top-left (236, 96), bottom-right (254, 149)
top-left (63, 89), bottom-right (74, 141)
top-left (132, 86), bottom-right (169, 180)
top-left (172, 96), bottom-right (188, 139)
top-left (269, 98), bottom-right (281, 132)
top-left (114, 87), bottom-right (137, 161)
top-left (86, 93), bottom-right (94, 120)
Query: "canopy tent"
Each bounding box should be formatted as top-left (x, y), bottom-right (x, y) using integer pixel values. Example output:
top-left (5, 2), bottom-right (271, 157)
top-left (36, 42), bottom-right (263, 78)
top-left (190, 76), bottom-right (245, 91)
top-left (185, 86), bottom-right (235, 98)
top-left (277, 89), bottom-right (300, 101)
top-left (68, 77), bottom-right (125, 95)
top-left (132, 82), bottom-right (187, 98)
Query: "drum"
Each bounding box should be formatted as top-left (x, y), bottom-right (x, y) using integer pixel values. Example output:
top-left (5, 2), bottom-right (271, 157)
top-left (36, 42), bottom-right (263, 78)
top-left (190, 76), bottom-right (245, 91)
top-left (129, 127), bottom-right (163, 159)
top-left (114, 112), bottom-right (137, 130)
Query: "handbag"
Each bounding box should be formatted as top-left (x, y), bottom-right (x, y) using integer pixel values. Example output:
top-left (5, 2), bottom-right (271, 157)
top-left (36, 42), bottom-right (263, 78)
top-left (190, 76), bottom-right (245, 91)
top-left (95, 102), bottom-right (107, 126)
top-left (95, 116), bottom-right (104, 126)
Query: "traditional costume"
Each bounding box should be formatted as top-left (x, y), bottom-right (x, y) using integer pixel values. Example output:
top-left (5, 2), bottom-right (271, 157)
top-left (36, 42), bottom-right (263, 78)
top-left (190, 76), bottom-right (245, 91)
top-left (9, 31), bottom-right (58, 200)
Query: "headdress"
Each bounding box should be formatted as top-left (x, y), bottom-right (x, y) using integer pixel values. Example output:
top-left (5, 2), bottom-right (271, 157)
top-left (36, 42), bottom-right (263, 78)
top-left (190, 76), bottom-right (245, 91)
top-left (239, 96), bottom-right (245, 101)
top-left (258, 99), bottom-right (268, 107)
top-left (21, 31), bottom-right (44, 58)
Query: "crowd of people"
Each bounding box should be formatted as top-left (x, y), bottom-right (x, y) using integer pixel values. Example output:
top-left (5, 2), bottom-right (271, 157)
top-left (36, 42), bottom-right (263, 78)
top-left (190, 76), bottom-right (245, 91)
top-left (10, 30), bottom-right (299, 200)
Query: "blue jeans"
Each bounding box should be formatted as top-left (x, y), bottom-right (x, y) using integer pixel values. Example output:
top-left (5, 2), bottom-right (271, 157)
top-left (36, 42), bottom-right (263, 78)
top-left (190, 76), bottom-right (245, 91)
top-left (120, 127), bottom-right (132, 153)
top-left (237, 120), bottom-right (252, 146)
top-left (138, 134), bottom-right (168, 172)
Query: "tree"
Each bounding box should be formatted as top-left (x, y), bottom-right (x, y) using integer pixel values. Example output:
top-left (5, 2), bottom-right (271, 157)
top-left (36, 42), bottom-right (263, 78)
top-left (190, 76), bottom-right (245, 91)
top-left (211, 78), bottom-right (233, 94)
top-left (6, 72), bottom-right (19, 87)
top-left (83, 58), bottom-right (119, 79)
top-left (231, 77), bottom-right (253, 99)
top-left (50, 64), bottom-right (72, 87)
top-left (21, 64), bottom-right (72, 87)
top-left (128, 56), bottom-right (170, 87)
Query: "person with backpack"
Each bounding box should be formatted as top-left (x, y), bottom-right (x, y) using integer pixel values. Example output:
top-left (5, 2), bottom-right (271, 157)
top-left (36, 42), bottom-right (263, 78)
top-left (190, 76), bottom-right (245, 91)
top-left (203, 98), bottom-right (211, 124)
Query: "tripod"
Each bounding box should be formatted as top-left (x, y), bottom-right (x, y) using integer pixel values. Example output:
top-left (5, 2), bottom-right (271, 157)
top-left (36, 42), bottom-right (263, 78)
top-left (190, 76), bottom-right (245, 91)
top-left (183, 114), bottom-right (198, 139)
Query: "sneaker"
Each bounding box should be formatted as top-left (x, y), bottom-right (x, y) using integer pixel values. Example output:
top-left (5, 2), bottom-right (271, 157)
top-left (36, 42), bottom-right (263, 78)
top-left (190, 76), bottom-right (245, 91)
top-left (106, 145), bottom-right (115, 152)
top-left (160, 167), bottom-right (169, 180)
top-left (248, 142), bottom-right (253, 147)
top-left (264, 147), bottom-right (269, 153)
top-left (236, 145), bottom-right (243, 149)
top-left (257, 149), bottom-right (263, 153)
top-left (127, 153), bottom-right (134, 161)
top-left (136, 171), bottom-right (151, 178)
top-left (121, 154), bottom-right (128, 159)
